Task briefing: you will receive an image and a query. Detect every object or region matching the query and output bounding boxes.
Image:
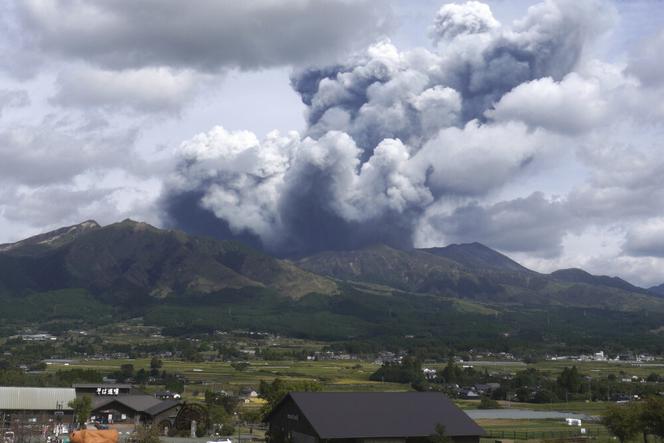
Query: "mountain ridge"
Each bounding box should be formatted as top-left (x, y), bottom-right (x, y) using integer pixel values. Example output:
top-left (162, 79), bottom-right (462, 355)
top-left (0, 220), bottom-right (660, 312)
top-left (420, 242), bottom-right (532, 273)
top-left (0, 219), bottom-right (337, 301)
top-left (3, 220), bottom-right (664, 350)
top-left (0, 220), bottom-right (101, 255)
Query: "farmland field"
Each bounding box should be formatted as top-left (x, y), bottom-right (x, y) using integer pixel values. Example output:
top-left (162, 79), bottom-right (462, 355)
top-left (44, 358), bottom-right (408, 398)
top-left (42, 357), bottom-right (654, 416)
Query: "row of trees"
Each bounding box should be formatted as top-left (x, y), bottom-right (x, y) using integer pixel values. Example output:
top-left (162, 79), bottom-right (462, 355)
top-left (0, 367), bottom-right (102, 387)
top-left (368, 355), bottom-right (664, 406)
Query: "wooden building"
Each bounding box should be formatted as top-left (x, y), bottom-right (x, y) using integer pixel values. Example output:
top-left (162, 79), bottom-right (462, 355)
top-left (91, 395), bottom-right (180, 428)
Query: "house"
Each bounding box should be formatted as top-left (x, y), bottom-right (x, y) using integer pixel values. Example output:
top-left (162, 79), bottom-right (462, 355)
top-left (90, 395), bottom-right (180, 428)
top-left (265, 392), bottom-right (485, 443)
top-left (239, 387), bottom-right (258, 401)
top-left (460, 389), bottom-right (480, 400)
top-left (474, 383), bottom-right (500, 395)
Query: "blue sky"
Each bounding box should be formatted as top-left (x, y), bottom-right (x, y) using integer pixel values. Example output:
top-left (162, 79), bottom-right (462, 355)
top-left (1, 0), bottom-right (664, 286)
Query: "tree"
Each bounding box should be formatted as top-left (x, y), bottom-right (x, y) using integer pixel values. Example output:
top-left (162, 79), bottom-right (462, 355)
top-left (558, 366), bottom-right (582, 394)
top-left (120, 363), bottom-right (134, 381)
top-left (205, 391), bottom-right (240, 415)
top-left (369, 356), bottom-right (424, 385)
top-left (135, 368), bottom-right (149, 385)
top-left (68, 396), bottom-right (92, 427)
top-left (429, 424), bottom-right (451, 443)
top-left (533, 389), bottom-right (558, 404)
top-left (133, 425), bottom-right (162, 443)
top-left (640, 396), bottom-right (664, 441)
top-left (150, 357), bottom-right (163, 377)
top-left (164, 374), bottom-right (185, 393)
top-left (231, 362), bottom-right (250, 372)
top-left (603, 403), bottom-right (641, 443)
top-left (259, 378), bottom-right (321, 416)
top-left (440, 357), bottom-right (462, 384)
top-left (646, 373), bottom-right (660, 383)
top-left (208, 405), bottom-right (229, 428)
top-left (478, 397), bottom-right (500, 409)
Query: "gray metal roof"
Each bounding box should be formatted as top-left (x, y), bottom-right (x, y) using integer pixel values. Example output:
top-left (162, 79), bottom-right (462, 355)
top-left (0, 387), bottom-right (76, 411)
top-left (273, 392), bottom-right (486, 439)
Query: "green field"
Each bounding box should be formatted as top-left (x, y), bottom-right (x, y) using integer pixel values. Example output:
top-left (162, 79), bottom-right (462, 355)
top-left (478, 419), bottom-right (610, 442)
top-left (45, 358), bottom-right (408, 398)
top-left (43, 357), bottom-right (656, 417)
top-left (35, 355), bottom-right (664, 442)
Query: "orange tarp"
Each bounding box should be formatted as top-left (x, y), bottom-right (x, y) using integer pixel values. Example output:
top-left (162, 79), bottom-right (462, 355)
top-left (70, 430), bottom-right (119, 443)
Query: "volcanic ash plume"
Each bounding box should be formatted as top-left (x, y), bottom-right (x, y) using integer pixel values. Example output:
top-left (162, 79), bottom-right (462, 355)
top-left (163, 0), bottom-right (612, 256)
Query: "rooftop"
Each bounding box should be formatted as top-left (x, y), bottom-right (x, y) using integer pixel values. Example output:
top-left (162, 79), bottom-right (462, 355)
top-left (0, 387), bottom-right (76, 411)
top-left (93, 395), bottom-right (180, 416)
top-left (269, 392), bottom-right (485, 439)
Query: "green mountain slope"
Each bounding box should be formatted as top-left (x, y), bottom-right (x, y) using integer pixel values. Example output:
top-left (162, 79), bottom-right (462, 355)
top-left (2, 221), bottom-right (664, 352)
top-left (550, 268), bottom-right (651, 294)
top-left (297, 244), bottom-right (664, 312)
top-left (0, 220), bottom-right (336, 301)
top-left (296, 244), bottom-right (511, 300)
top-left (421, 242), bottom-right (531, 273)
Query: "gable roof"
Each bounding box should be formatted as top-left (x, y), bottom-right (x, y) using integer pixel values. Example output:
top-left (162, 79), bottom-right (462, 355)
top-left (92, 395), bottom-right (179, 415)
top-left (272, 392), bottom-right (485, 439)
top-left (144, 399), bottom-right (181, 416)
top-left (0, 387), bottom-right (76, 411)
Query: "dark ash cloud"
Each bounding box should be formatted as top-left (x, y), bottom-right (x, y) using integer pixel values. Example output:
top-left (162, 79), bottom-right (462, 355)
top-left (161, 0), bottom-right (619, 257)
top-left (424, 193), bottom-right (571, 258)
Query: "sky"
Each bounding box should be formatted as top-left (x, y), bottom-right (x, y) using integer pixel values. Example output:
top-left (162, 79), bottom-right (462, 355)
top-left (1, 0), bottom-right (664, 286)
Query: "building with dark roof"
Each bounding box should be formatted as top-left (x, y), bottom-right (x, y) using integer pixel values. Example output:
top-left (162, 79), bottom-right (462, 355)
top-left (265, 392), bottom-right (485, 443)
top-left (91, 395), bottom-right (181, 428)
top-left (0, 385), bottom-right (181, 436)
